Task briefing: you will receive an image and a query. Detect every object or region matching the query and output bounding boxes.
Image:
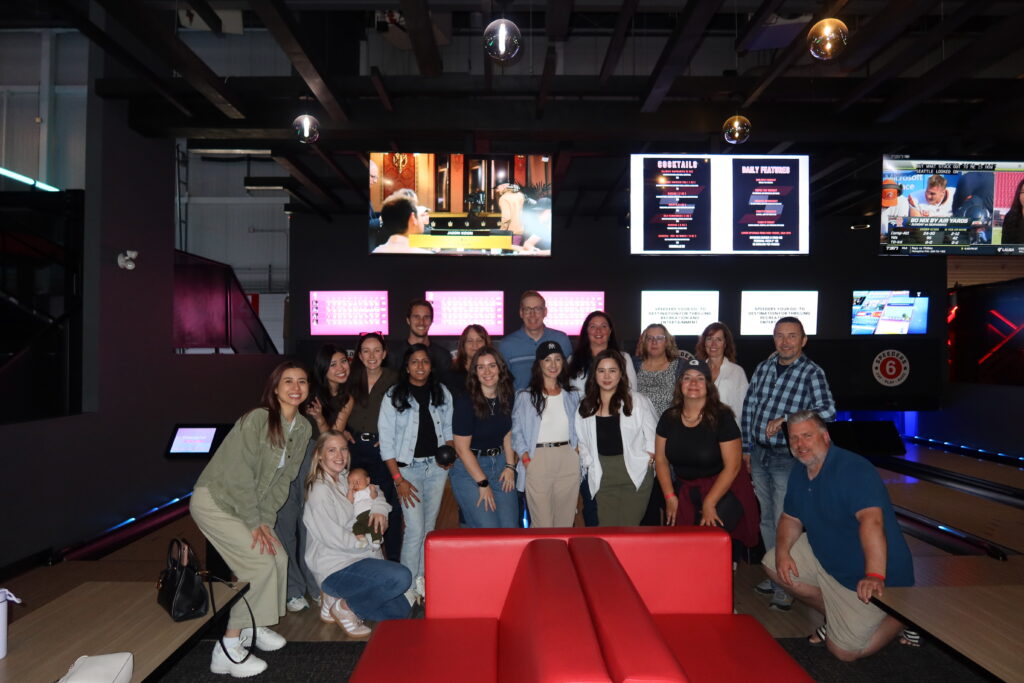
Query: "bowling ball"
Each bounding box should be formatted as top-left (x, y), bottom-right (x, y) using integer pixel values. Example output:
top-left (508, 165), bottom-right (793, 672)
top-left (435, 445), bottom-right (457, 467)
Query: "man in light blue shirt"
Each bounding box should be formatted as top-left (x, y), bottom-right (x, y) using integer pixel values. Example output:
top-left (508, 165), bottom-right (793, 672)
top-left (499, 291), bottom-right (572, 390)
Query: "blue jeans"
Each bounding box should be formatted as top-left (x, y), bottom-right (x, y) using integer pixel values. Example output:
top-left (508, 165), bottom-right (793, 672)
top-left (750, 444), bottom-right (795, 553)
top-left (321, 558), bottom-right (411, 621)
top-left (398, 457), bottom-right (448, 581)
top-left (449, 454), bottom-right (519, 528)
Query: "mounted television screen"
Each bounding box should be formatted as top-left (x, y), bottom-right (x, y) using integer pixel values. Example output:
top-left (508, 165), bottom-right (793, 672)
top-left (537, 291), bottom-right (605, 336)
top-left (879, 156), bottom-right (1024, 255)
top-left (740, 291), bottom-right (818, 335)
top-left (166, 424), bottom-right (232, 458)
top-left (629, 154), bottom-right (810, 255)
top-left (369, 152), bottom-right (552, 256)
top-left (640, 291), bottom-right (720, 336)
top-left (851, 290), bottom-right (929, 335)
top-left (424, 290), bottom-right (505, 336)
top-left (310, 290), bottom-right (389, 336)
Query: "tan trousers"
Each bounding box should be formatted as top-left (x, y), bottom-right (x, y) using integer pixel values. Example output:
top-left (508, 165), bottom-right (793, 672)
top-left (525, 444), bottom-right (580, 528)
top-left (190, 487), bottom-right (287, 630)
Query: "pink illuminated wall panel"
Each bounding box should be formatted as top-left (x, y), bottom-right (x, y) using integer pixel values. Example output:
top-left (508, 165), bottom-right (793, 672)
top-left (538, 291), bottom-right (606, 335)
top-left (425, 291), bottom-right (504, 336)
top-left (310, 291), bottom-right (389, 336)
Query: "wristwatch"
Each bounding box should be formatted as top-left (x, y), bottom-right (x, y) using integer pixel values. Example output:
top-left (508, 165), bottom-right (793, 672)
top-left (476, 478), bottom-right (490, 488)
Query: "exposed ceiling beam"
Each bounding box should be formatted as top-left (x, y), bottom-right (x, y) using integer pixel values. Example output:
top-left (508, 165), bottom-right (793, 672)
top-left (836, 0), bottom-right (931, 74)
top-left (370, 66), bottom-right (394, 113)
top-left (399, 0), bottom-right (443, 76)
top-left (836, 0), bottom-right (996, 113)
top-left (734, 0), bottom-right (786, 56)
top-left (546, 0), bottom-right (574, 42)
top-left (92, 0), bottom-right (246, 118)
top-left (49, 0), bottom-right (193, 117)
top-left (877, 9), bottom-right (1024, 124)
top-left (641, 0), bottom-right (725, 113)
top-left (185, 0), bottom-right (222, 37)
top-left (272, 154), bottom-right (344, 210)
top-left (311, 145), bottom-right (369, 203)
top-left (598, 0), bottom-right (638, 85)
top-left (742, 0), bottom-right (849, 109)
top-left (250, 0), bottom-right (348, 122)
top-left (537, 45), bottom-right (558, 118)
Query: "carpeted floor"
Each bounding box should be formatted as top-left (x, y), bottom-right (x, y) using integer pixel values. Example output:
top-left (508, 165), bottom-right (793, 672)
top-left (152, 640), bottom-right (366, 682)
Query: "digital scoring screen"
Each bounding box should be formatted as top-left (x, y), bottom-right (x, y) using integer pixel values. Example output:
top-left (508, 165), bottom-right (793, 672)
top-left (880, 156), bottom-right (1024, 255)
top-left (169, 427), bottom-right (217, 454)
top-left (425, 290), bottom-right (504, 336)
top-left (640, 291), bottom-right (720, 336)
top-left (310, 291), bottom-right (389, 336)
top-left (740, 291), bottom-right (818, 336)
top-left (629, 154), bottom-right (809, 255)
top-left (852, 290), bottom-right (929, 335)
top-left (538, 291), bottom-right (606, 336)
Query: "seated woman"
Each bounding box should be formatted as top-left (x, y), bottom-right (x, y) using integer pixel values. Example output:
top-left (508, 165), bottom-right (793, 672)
top-left (378, 344), bottom-right (454, 601)
top-left (442, 324), bottom-right (491, 399)
top-left (512, 341), bottom-right (581, 528)
top-left (449, 345), bottom-right (519, 528)
top-left (190, 361), bottom-right (312, 678)
top-left (575, 350), bottom-right (657, 527)
top-left (303, 430), bottom-right (412, 638)
top-left (654, 359), bottom-right (759, 550)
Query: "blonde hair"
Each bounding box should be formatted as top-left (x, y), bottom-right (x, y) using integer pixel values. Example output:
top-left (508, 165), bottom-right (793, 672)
top-left (304, 430), bottom-right (349, 499)
top-left (635, 323), bottom-right (680, 361)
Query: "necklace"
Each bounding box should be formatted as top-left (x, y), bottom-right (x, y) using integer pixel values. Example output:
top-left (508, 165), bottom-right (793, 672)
top-left (682, 410), bottom-right (702, 424)
top-left (486, 396), bottom-right (497, 416)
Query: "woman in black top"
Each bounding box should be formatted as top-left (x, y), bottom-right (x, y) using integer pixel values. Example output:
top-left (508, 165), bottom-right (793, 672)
top-left (1002, 176), bottom-right (1024, 245)
top-left (654, 359), bottom-right (758, 547)
top-left (306, 344), bottom-right (353, 435)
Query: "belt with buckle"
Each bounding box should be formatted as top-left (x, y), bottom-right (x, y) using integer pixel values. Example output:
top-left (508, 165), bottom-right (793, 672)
top-left (536, 441), bottom-right (569, 448)
top-left (472, 447), bottom-right (502, 457)
top-left (357, 432), bottom-right (378, 442)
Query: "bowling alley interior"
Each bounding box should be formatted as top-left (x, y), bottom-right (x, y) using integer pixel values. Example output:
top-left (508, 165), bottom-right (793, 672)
top-left (2, 2), bottom-right (1024, 682)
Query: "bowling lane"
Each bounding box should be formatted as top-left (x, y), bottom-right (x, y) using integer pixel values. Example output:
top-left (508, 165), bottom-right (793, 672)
top-left (901, 442), bottom-right (1024, 490)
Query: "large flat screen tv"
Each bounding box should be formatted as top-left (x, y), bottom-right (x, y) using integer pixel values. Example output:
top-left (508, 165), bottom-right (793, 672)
top-left (851, 290), bottom-right (929, 335)
top-left (424, 290), bottom-right (505, 336)
top-left (629, 154), bottom-right (810, 255)
top-left (880, 156), bottom-right (1024, 255)
top-left (310, 291), bottom-right (389, 336)
top-left (369, 152), bottom-right (552, 256)
top-left (740, 291), bottom-right (818, 335)
top-left (640, 290), bottom-right (720, 336)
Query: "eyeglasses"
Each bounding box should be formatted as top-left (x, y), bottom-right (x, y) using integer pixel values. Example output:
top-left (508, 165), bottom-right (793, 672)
top-left (521, 306), bottom-right (545, 314)
top-left (646, 335), bottom-right (668, 342)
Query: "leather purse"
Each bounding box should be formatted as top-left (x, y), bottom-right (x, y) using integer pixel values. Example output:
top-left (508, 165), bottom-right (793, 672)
top-left (156, 538), bottom-right (209, 621)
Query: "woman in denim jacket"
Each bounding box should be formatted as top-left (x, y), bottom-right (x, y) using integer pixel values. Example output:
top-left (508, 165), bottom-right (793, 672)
top-left (378, 344), bottom-right (453, 600)
top-left (512, 341), bottom-right (581, 527)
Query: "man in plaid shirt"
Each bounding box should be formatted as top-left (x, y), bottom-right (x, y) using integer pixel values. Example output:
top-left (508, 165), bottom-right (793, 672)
top-left (742, 316), bottom-right (835, 610)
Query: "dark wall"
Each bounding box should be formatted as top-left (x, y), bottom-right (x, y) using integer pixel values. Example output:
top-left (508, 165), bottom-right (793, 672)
top-left (289, 207), bottom-right (947, 410)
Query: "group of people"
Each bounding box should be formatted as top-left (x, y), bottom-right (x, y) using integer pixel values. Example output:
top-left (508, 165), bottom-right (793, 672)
top-left (190, 290), bottom-right (917, 677)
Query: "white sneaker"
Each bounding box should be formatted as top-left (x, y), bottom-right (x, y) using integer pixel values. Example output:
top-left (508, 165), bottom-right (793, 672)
top-left (286, 595), bottom-right (309, 612)
top-left (239, 626), bottom-right (287, 652)
top-left (414, 575), bottom-right (426, 600)
top-left (320, 592), bottom-right (338, 623)
top-left (210, 641), bottom-right (267, 678)
top-left (330, 600), bottom-right (371, 637)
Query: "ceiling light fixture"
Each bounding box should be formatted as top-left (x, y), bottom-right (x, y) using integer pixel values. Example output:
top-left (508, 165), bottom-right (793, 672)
top-left (292, 114), bottom-right (320, 144)
top-left (807, 18), bottom-right (849, 61)
top-left (722, 115), bottom-right (751, 145)
top-left (483, 18), bottom-right (522, 63)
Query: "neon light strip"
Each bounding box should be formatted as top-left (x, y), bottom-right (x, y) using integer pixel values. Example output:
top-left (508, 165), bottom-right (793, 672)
top-left (977, 310), bottom-right (1023, 365)
top-left (0, 166), bottom-right (60, 192)
top-left (101, 492), bottom-right (192, 534)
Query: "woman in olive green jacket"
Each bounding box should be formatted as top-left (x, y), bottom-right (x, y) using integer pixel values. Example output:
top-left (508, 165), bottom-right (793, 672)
top-left (190, 360), bottom-right (312, 678)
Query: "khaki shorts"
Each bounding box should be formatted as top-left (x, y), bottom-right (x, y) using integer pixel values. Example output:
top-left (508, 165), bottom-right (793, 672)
top-left (762, 534), bottom-right (887, 653)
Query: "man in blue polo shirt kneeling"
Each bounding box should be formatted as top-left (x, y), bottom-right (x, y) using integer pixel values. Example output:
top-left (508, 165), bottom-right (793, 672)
top-left (761, 410), bottom-right (917, 661)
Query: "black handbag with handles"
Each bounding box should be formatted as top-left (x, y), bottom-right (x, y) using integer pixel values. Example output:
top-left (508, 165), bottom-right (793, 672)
top-left (157, 538), bottom-right (209, 621)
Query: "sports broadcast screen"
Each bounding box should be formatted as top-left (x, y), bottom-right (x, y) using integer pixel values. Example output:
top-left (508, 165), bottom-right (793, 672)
top-left (880, 156), bottom-right (1024, 255)
top-left (310, 291), bottom-right (389, 336)
top-left (424, 290), bottom-right (504, 336)
top-left (538, 291), bottom-right (605, 336)
top-left (740, 291), bottom-right (818, 335)
top-left (640, 291), bottom-right (720, 336)
top-left (629, 154), bottom-right (810, 255)
top-left (851, 290), bottom-right (929, 335)
top-left (369, 152), bottom-right (552, 256)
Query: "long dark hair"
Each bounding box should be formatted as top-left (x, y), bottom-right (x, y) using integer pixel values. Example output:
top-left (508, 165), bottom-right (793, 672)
top-left (349, 332), bottom-right (387, 407)
top-left (526, 350), bottom-right (575, 415)
top-left (453, 324), bottom-right (492, 371)
top-left (695, 322), bottom-right (738, 363)
top-left (312, 344), bottom-right (351, 426)
top-left (666, 368), bottom-right (733, 431)
top-left (256, 360), bottom-right (309, 448)
top-left (569, 311), bottom-right (623, 379)
top-left (466, 345), bottom-right (515, 418)
top-left (579, 349), bottom-right (632, 418)
top-left (390, 344), bottom-right (446, 411)
top-left (1003, 176), bottom-right (1024, 243)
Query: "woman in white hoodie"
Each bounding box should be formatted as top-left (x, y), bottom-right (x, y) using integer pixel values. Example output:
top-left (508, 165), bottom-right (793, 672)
top-left (575, 350), bottom-right (657, 526)
top-left (303, 431), bottom-right (412, 638)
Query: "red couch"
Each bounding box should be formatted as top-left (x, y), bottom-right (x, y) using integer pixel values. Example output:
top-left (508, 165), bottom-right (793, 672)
top-left (349, 527), bottom-right (810, 683)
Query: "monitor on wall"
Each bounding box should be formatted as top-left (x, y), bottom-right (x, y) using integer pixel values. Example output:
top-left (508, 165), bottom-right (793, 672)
top-left (640, 291), bottom-right (720, 336)
top-left (740, 291), bottom-right (818, 335)
top-left (309, 291), bottom-right (389, 336)
top-left (879, 156), bottom-right (1024, 255)
top-left (629, 154), bottom-right (810, 255)
top-left (369, 152), bottom-right (552, 256)
top-left (851, 290), bottom-right (929, 335)
top-left (424, 290), bottom-right (505, 336)
top-left (537, 291), bottom-right (605, 336)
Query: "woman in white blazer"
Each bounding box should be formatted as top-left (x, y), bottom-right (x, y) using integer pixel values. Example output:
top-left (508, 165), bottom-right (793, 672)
top-left (696, 322), bottom-right (748, 421)
top-left (575, 349), bottom-right (657, 526)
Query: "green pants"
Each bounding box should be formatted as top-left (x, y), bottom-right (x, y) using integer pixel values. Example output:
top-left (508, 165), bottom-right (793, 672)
top-left (353, 510), bottom-right (383, 543)
top-left (596, 455), bottom-right (653, 527)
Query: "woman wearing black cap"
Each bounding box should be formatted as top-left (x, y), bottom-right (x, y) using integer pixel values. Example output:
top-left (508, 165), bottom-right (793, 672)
top-left (653, 358), bottom-right (759, 548)
top-left (511, 341), bottom-right (581, 527)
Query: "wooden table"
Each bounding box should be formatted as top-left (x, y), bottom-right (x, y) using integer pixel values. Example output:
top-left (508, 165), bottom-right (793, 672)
top-left (0, 580), bottom-right (247, 683)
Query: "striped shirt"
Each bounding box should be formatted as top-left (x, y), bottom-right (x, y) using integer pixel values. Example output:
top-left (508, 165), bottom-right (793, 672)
top-left (741, 353), bottom-right (835, 452)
